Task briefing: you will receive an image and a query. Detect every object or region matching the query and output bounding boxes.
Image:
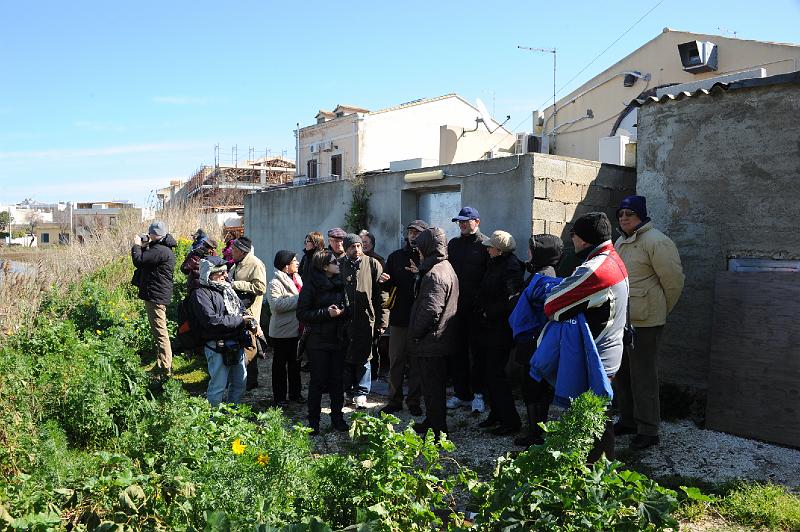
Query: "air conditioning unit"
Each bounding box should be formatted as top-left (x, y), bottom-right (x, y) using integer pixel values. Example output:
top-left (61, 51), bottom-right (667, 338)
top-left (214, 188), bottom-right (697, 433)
top-left (322, 141), bottom-right (334, 152)
top-left (677, 40), bottom-right (718, 74)
top-left (309, 144), bottom-right (318, 153)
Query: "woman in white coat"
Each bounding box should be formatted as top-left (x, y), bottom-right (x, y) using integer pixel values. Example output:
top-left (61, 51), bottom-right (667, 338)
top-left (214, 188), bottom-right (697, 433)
top-left (267, 250), bottom-right (303, 406)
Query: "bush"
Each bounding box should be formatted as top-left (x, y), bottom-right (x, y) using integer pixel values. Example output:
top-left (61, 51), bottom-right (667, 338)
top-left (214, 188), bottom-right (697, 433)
top-left (469, 393), bottom-right (679, 531)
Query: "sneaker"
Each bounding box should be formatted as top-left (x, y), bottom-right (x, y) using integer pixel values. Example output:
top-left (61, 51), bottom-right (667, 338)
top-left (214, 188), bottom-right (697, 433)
top-left (471, 394), bottom-right (485, 414)
top-left (446, 396), bottom-right (470, 410)
top-left (354, 395), bottom-right (368, 409)
top-left (380, 404), bottom-right (402, 415)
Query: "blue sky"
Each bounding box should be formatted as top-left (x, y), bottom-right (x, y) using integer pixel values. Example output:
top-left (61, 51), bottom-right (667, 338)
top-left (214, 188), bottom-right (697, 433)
top-left (1, 0), bottom-right (798, 207)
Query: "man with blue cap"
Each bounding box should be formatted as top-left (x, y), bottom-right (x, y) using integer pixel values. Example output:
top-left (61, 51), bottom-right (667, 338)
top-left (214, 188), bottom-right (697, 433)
top-left (613, 195), bottom-right (685, 451)
top-left (445, 206), bottom-right (488, 415)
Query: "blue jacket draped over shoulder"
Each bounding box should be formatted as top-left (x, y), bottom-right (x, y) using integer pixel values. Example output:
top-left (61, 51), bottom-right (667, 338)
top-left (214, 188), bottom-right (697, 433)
top-left (509, 273), bottom-right (613, 407)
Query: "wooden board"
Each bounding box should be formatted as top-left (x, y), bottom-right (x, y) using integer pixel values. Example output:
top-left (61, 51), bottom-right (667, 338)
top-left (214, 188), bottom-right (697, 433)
top-left (706, 272), bottom-right (800, 448)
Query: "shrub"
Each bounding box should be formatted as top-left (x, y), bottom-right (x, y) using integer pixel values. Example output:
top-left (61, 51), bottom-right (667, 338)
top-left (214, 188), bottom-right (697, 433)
top-left (469, 392), bottom-right (679, 531)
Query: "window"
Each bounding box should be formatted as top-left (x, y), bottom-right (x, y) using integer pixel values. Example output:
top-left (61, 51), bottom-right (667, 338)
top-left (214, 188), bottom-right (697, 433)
top-left (41, 233), bottom-right (50, 243)
top-left (331, 154), bottom-right (342, 178)
top-left (109, 216), bottom-right (116, 226)
top-left (307, 159), bottom-right (318, 179)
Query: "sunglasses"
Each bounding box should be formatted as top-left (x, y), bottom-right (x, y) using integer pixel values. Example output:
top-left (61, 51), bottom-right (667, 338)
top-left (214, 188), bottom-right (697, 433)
top-left (617, 209), bottom-right (638, 218)
top-left (327, 258), bottom-right (339, 265)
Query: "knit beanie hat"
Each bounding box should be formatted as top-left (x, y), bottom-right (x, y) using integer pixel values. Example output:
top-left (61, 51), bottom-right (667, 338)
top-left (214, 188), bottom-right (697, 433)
top-left (343, 233), bottom-right (361, 250)
top-left (529, 234), bottom-right (564, 268)
top-left (274, 250), bottom-right (296, 271)
top-left (572, 212), bottom-right (612, 246)
top-left (233, 236), bottom-right (252, 253)
top-left (616, 195), bottom-right (649, 221)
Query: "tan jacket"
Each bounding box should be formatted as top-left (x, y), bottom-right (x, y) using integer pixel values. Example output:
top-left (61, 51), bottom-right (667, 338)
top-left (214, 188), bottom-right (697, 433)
top-left (230, 250), bottom-right (267, 320)
top-left (615, 222), bottom-right (684, 328)
top-left (267, 269), bottom-right (302, 338)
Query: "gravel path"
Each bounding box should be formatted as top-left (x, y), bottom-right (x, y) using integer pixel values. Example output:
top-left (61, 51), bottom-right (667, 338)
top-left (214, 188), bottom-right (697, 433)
top-left (242, 356), bottom-right (800, 487)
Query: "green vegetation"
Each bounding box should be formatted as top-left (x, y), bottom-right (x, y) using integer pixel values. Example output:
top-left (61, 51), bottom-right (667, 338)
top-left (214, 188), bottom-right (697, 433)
top-left (3, 242), bottom-right (785, 530)
top-left (343, 173), bottom-right (370, 233)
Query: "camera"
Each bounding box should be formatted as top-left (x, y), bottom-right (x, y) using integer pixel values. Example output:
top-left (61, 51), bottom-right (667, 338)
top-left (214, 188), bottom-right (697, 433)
top-left (140, 233), bottom-right (150, 246)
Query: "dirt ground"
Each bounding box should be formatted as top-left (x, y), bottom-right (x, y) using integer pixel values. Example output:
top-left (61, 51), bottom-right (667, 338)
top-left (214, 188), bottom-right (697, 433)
top-left (241, 355), bottom-right (800, 489)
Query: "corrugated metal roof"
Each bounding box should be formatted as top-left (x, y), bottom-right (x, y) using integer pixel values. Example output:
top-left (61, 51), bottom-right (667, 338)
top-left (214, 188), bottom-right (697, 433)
top-left (631, 70), bottom-right (800, 107)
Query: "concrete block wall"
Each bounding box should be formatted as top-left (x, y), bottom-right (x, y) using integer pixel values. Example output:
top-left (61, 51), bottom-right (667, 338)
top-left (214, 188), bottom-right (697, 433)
top-left (531, 153), bottom-right (635, 244)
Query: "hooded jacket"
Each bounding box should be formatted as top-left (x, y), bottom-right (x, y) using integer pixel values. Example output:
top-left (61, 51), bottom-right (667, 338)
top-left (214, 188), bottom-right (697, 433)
top-left (180, 247), bottom-right (217, 291)
top-left (188, 260), bottom-right (246, 341)
top-left (339, 254), bottom-right (389, 364)
top-left (131, 234), bottom-right (177, 306)
top-left (614, 221), bottom-right (684, 327)
top-left (267, 269), bottom-right (302, 338)
top-left (296, 269), bottom-right (348, 351)
top-left (408, 228), bottom-right (460, 357)
top-left (229, 250), bottom-right (267, 320)
top-left (526, 234), bottom-right (564, 281)
top-left (383, 242), bottom-right (423, 327)
top-left (447, 229), bottom-right (488, 314)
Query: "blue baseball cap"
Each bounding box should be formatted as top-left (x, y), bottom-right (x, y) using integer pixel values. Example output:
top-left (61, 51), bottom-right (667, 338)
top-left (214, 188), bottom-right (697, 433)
top-left (452, 206), bottom-right (480, 222)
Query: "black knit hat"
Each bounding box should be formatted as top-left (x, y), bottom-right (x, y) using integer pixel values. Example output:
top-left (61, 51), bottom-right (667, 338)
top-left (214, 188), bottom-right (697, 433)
top-left (274, 250), bottom-right (296, 271)
top-left (572, 212), bottom-right (612, 246)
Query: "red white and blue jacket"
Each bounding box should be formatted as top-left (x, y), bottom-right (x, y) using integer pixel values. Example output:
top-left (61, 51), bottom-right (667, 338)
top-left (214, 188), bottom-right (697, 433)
top-left (544, 241), bottom-right (629, 376)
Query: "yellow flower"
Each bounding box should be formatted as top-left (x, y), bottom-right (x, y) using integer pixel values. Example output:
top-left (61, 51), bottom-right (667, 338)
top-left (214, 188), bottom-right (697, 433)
top-left (95, 329), bottom-right (101, 335)
top-left (231, 438), bottom-right (246, 455)
top-left (256, 453), bottom-right (269, 466)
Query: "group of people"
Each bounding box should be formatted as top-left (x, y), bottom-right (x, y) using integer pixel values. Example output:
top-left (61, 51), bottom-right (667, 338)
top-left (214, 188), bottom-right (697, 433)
top-left (130, 193), bottom-right (684, 456)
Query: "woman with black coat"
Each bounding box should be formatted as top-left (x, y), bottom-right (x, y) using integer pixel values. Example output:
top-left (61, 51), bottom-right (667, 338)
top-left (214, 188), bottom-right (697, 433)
top-left (475, 230), bottom-right (525, 436)
top-left (296, 250), bottom-right (349, 435)
top-left (298, 231), bottom-right (325, 283)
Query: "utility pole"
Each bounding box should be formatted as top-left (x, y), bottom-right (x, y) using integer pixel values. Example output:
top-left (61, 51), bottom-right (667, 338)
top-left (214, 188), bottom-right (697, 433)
top-left (518, 45), bottom-right (557, 153)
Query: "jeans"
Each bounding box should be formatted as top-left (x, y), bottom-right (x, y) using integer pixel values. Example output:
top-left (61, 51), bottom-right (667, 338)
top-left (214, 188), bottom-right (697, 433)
top-left (345, 360), bottom-right (371, 397)
top-left (205, 342), bottom-right (247, 407)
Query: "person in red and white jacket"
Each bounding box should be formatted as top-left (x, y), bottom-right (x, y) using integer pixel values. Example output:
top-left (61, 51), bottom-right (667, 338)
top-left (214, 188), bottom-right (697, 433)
top-left (543, 211), bottom-right (629, 461)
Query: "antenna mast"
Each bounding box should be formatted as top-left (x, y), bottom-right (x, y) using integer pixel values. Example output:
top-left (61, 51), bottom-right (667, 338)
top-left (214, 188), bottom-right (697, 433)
top-left (519, 45), bottom-right (557, 152)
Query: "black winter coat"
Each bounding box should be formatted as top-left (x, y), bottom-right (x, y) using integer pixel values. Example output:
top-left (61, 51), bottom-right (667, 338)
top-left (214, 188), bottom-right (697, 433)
top-left (475, 253), bottom-right (524, 348)
top-left (131, 234), bottom-right (177, 305)
top-left (447, 231), bottom-right (488, 314)
top-left (298, 248), bottom-right (317, 284)
top-left (383, 243), bottom-right (422, 327)
top-left (296, 270), bottom-right (348, 351)
top-left (188, 284), bottom-right (246, 341)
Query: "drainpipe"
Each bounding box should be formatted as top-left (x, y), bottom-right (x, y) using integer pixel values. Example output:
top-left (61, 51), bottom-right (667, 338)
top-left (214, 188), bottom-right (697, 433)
top-left (295, 123), bottom-right (300, 177)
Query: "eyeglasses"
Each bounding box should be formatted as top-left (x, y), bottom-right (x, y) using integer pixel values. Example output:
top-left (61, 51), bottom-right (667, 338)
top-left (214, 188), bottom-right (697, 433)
top-left (327, 258), bottom-right (339, 265)
top-left (617, 209), bottom-right (637, 218)
top-left (304, 239), bottom-right (312, 243)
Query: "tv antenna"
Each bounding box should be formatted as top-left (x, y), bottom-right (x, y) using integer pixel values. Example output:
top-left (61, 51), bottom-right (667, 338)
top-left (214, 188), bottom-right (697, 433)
top-left (519, 45), bottom-right (557, 150)
top-left (717, 26), bottom-right (738, 38)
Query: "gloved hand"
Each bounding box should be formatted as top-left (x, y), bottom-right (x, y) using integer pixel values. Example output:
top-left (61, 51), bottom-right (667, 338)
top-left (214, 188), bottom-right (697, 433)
top-left (132, 234), bottom-right (142, 247)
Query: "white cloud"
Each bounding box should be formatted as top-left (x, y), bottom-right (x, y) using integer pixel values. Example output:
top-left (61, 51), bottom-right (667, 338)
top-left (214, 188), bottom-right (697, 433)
top-left (152, 96), bottom-right (209, 105)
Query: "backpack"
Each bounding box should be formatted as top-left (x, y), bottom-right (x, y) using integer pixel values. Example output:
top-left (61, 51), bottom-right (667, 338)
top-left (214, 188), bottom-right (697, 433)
top-left (174, 296), bottom-right (205, 352)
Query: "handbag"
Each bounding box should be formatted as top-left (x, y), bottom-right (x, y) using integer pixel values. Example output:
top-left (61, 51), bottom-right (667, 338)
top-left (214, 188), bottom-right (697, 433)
top-left (296, 324), bottom-right (311, 362)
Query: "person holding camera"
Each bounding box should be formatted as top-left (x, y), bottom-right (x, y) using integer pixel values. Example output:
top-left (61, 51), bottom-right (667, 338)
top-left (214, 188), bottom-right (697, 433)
top-left (188, 255), bottom-right (259, 406)
top-left (296, 250), bottom-right (350, 435)
top-left (131, 221), bottom-right (177, 382)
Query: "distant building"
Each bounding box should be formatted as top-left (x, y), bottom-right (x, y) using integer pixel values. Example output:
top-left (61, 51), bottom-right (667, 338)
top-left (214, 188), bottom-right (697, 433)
top-left (295, 94), bottom-right (516, 181)
top-left (73, 201), bottom-right (143, 244)
top-left (535, 28), bottom-right (800, 163)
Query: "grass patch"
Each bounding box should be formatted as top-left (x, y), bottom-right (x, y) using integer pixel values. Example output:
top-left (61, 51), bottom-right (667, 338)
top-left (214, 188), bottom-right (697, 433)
top-left (717, 482), bottom-right (800, 530)
top-left (171, 352), bottom-right (209, 393)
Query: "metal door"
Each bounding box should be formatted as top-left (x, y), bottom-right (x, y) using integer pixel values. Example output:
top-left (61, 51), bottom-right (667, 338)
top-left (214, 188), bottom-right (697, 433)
top-left (417, 190), bottom-right (461, 242)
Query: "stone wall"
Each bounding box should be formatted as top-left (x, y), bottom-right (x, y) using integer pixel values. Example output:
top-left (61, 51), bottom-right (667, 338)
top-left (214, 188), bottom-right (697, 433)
top-left (636, 77), bottom-right (800, 390)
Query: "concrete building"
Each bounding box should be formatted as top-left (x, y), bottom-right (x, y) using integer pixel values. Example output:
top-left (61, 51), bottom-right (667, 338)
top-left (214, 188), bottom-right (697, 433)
top-left (73, 201), bottom-right (143, 243)
top-left (295, 94), bottom-right (517, 181)
top-left (245, 154), bottom-right (634, 276)
top-left (634, 72), bottom-right (800, 446)
top-left (538, 28), bottom-right (800, 163)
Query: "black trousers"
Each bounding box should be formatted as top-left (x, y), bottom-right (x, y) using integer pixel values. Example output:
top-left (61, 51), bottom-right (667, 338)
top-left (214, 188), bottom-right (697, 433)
top-left (449, 313), bottom-right (485, 401)
top-left (307, 347), bottom-right (345, 424)
top-left (484, 342), bottom-right (521, 428)
top-left (271, 336), bottom-right (301, 401)
top-left (520, 365), bottom-right (555, 405)
top-left (413, 356), bottom-right (448, 435)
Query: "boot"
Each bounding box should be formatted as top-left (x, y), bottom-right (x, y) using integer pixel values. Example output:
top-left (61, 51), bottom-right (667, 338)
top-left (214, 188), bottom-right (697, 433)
top-left (513, 402), bottom-right (549, 447)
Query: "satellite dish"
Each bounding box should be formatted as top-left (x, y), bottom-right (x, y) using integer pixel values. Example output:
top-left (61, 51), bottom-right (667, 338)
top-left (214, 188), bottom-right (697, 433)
top-left (475, 98), bottom-right (493, 128)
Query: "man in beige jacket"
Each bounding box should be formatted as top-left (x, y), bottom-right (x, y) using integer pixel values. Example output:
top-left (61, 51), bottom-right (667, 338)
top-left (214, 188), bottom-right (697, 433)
top-left (613, 196), bottom-right (684, 450)
top-left (229, 236), bottom-right (268, 390)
